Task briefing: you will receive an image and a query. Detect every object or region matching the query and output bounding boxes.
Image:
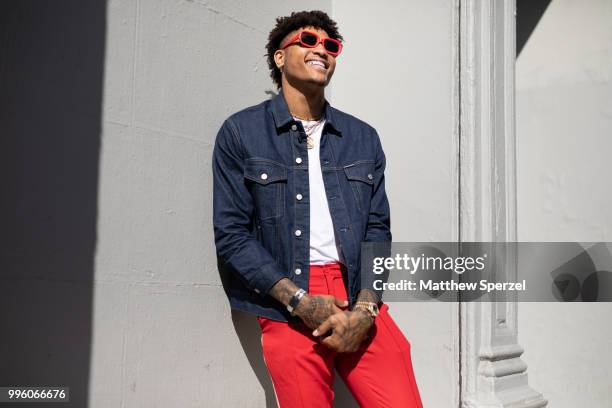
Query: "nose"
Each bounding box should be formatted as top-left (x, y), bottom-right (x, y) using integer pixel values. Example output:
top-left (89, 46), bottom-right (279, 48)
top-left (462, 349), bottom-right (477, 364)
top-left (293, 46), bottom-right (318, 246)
top-left (312, 41), bottom-right (328, 57)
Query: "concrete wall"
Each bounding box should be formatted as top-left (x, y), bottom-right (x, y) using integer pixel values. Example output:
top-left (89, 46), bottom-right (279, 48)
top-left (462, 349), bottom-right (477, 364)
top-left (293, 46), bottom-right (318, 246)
top-left (331, 1), bottom-right (459, 407)
top-left (3, 0), bottom-right (610, 407)
top-left (93, 1), bottom-right (335, 407)
top-left (96, 1), bottom-right (462, 405)
top-left (1, 1), bottom-right (457, 406)
top-left (516, 0), bottom-right (612, 407)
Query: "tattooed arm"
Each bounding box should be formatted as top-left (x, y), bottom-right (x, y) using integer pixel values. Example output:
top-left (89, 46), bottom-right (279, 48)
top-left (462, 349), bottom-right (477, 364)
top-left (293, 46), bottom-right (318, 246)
top-left (268, 278), bottom-right (347, 330)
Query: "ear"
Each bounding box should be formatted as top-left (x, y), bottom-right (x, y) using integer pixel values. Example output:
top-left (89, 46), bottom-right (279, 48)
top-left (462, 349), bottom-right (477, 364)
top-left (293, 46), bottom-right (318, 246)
top-left (273, 49), bottom-right (285, 69)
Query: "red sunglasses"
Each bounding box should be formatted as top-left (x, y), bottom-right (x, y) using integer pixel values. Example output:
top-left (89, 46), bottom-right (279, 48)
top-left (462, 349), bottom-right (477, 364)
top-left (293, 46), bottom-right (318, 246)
top-left (281, 30), bottom-right (343, 57)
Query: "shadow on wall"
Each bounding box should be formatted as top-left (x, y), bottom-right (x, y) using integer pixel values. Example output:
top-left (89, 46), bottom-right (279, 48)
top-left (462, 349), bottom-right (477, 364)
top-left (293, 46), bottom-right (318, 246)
top-left (0, 1), bottom-right (105, 407)
top-left (517, 0), bottom-right (553, 56)
top-left (231, 310), bottom-right (278, 407)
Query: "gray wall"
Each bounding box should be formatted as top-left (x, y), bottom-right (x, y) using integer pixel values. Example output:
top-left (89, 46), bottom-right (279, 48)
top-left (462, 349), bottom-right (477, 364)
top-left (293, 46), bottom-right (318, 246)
top-left (94, 1), bottom-right (333, 407)
top-left (1, 1), bottom-right (454, 405)
top-left (331, 1), bottom-right (459, 407)
top-left (96, 1), bottom-right (459, 405)
top-left (3, 0), bottom-right (611, 407)
top-left (516, 0), bottom-right (612, 407)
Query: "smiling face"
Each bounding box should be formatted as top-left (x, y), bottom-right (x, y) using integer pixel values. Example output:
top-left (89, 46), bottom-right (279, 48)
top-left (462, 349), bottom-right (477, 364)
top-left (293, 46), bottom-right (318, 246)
top-left (274, 26), bottom-right (338, 90)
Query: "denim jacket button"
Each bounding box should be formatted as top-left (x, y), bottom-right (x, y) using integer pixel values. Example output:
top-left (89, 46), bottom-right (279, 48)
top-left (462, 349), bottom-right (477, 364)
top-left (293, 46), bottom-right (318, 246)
top-left (295, 157), bottom-right (302, 164)
top-left (367, 173), bottom-right (373, 180)
top-left (295, 268), bottom-right (302, 275)
top-left (260, 173), bottom-right (268, 180)
top-left (291, 124), bottom-right (298, 131)
top-left (294, 229), bottom-right (302, 237)
top-left (296, 193), bottom-right (303, 200)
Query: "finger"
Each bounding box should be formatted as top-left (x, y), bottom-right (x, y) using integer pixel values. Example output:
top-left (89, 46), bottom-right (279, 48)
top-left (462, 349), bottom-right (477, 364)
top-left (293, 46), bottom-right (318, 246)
top-left (313, 315), bottom-right (336, 337)
top-left (325, 295), bottom-right (342, 313)
top-left (321, 295), bottom-right (347, 309)
top-left (322, 335), bottom-right (341, 351)
top-left (331, 304), bottom-right (343, 314)
top-left (334, 297), bottom-right (349, 308)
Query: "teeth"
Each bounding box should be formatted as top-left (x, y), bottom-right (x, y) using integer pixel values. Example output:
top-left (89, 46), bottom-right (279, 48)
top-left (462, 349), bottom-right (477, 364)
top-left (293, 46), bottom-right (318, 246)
top-left (307, 60), bottom-right (326, 68)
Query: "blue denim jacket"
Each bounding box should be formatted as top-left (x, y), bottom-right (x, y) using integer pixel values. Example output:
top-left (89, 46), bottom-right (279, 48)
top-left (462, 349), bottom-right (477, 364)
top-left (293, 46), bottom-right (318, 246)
top-left (212, 90), bottom-right (391, 322)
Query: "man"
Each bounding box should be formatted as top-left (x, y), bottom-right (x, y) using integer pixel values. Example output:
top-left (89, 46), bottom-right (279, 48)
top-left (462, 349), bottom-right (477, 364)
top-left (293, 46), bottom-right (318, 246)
top-left (213, 10), bottom-right (423, 407)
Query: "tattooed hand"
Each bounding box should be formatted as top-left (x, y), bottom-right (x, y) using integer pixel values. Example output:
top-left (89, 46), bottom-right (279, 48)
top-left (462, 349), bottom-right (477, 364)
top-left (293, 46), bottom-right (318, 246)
top-left (294, 294), bottom-right (348, 330)
top-left (312, 309), bottom-right (374, 353)
top-left (268, 278), bottom-right (347, 330)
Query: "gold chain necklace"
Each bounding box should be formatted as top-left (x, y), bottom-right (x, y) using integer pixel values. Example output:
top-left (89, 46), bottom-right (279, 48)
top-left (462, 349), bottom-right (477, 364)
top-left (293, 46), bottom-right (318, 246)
top-left (291, 111), bottom-right (325, 149)
top-left (297, 117), bottom-right (324, 149)
top-left (291, 112), bottom-right (323, 121)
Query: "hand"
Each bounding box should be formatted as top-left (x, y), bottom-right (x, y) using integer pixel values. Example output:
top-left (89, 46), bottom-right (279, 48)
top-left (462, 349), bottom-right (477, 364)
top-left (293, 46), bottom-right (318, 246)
top-left (268, 278), bottom-right (347, 330)
top-left (312, 309), bottom-right (374, 353)
top-left (293, 294), bottom-right (348, 330)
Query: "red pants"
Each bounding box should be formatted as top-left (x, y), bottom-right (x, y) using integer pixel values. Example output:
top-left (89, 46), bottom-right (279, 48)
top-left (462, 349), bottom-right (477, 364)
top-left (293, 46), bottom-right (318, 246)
top-left (258, 262), bottom-right (423, 407)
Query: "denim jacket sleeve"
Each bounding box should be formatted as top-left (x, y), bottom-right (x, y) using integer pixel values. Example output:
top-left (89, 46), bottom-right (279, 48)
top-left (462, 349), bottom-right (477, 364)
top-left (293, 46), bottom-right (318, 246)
top-left (356, 129), bottom-right (392, 301)
top-left (212, 119), bottom-right (288, 296)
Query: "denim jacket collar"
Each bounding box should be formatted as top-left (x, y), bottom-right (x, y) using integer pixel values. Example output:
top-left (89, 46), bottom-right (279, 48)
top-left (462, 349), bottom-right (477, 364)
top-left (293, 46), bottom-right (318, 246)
top-left (269, 88), bottom-right (341, 135)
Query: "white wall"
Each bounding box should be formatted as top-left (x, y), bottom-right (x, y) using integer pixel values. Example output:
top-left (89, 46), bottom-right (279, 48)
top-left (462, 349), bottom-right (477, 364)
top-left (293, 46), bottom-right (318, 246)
top-left (331, 1), bottom-right (459, 407)
top-left (516, 1), bottom-right (612, 407)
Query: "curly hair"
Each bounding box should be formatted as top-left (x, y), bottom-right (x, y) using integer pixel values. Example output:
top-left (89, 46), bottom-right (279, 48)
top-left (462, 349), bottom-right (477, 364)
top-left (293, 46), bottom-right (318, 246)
top-left (265, 10), bottom-right (343, 89)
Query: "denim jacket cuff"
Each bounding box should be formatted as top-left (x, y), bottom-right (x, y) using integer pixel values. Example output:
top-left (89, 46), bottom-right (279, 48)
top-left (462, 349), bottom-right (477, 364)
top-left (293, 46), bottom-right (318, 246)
top-left (252, 261), bottom-right (288, 297)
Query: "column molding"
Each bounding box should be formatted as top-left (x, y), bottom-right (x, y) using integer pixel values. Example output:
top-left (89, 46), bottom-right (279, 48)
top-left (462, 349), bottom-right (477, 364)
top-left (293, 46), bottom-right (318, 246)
top-left (458, 0), bottom-right (547, 406)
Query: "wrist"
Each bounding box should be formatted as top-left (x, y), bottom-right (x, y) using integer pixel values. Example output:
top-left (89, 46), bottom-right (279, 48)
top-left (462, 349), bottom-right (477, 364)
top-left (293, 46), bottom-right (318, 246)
top-left (356, 288), bottom-right (379, 304)
top-left (286, 288), bottom-right (307, 315)
top-left (292, 293), bottom-right (311, 316)
top-left (352, 301), bottom-right (379, 321)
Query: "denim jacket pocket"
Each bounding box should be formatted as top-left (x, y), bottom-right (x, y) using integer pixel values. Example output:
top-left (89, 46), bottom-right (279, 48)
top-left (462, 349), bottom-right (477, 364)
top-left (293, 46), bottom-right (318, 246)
top-left (343, 160), bottom-right (375, 213)
top-left (244, 158), bottom-right (287, 221)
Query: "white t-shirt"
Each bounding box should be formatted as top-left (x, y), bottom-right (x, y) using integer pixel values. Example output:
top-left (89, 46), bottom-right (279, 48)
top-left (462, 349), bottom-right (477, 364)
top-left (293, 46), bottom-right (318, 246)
top-left (294, 117), bottom-right (341, 265)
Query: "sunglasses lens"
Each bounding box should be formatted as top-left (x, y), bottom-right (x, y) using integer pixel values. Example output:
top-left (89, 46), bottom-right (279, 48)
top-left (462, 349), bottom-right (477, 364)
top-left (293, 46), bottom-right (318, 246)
top-left (300, 32), bottom-right (318, 46)
top-left (323, 39), bottom-right (340, 54)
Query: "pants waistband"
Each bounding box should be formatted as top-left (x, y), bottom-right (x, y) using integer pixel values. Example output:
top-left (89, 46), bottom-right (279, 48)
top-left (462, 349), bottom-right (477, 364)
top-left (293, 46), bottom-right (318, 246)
top-left (308, 262), bottom-right (345, 277)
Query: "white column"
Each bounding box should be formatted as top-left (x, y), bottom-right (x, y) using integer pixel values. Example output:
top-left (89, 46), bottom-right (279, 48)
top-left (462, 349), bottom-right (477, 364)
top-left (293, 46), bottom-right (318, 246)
top-left (458, 0), bottom-right (547, 406)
